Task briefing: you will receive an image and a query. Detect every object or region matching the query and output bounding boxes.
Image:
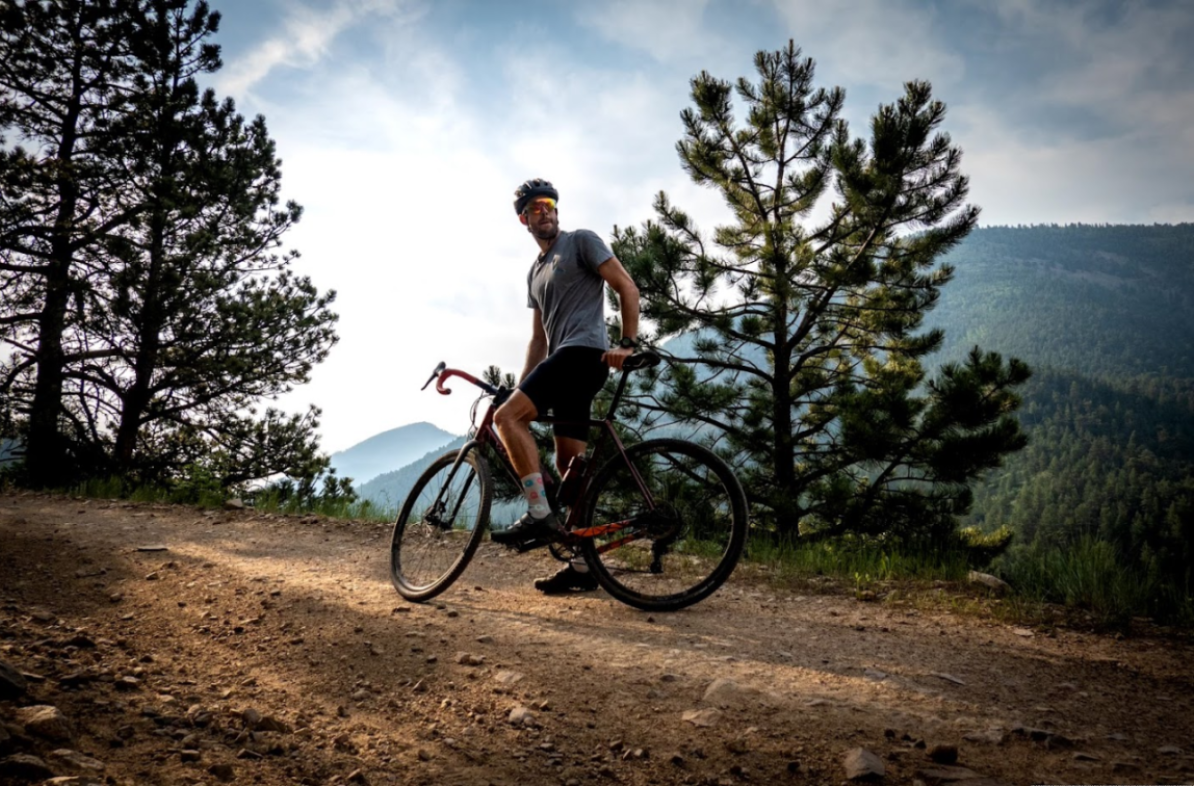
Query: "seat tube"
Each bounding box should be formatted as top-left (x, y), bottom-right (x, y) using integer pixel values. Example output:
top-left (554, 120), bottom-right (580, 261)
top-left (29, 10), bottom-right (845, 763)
top-left (602, 423), bottom-right (655, 508)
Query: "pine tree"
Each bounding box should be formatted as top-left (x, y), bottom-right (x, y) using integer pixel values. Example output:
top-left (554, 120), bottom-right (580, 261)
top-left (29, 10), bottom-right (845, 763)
top-left (76, 0), bottom-right (338, 487)
top-left (613, 42), bottom-right (1030, 543)
top-left (1, 0), bottom-right (339, 489)
top-left (0, 0), bottom-right (138, 485)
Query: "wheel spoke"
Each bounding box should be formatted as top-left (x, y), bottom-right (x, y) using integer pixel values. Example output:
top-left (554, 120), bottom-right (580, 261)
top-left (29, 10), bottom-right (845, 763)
top-left (579, 439), bottom-right (747, 611)
top-left (390, 449), bottom-right (491, 601)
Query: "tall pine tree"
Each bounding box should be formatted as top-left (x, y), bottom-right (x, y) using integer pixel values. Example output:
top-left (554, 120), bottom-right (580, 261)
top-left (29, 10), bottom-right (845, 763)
top-left (0, 0), bottom-right (137, 485)
top-left (614, 43), bottom-right (1030, 543)
top-left (79, 0), bottom-right (338, 487)
top-left (1, 0), bottom-right (339, 489)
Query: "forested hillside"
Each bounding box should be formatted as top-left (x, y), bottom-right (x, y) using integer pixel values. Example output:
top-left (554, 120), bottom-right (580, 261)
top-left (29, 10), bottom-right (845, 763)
top-left (929, 224), bottom-right (1194, 604)
top-left (932, 224), bottom-right (1194, 378)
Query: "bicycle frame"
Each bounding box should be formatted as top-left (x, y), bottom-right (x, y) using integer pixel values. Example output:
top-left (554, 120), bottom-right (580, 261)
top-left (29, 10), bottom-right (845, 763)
top-left (428, 361), bottom-right (658, 550)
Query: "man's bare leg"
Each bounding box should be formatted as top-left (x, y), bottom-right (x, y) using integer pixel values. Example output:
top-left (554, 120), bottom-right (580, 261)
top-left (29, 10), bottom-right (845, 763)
top-left (492, 391), bottom-right (559, 534)
top-left (493, 390), bottom-right (540, 478)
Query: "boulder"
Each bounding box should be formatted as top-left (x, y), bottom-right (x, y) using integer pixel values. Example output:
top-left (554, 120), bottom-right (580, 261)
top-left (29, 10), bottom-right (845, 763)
top-left (16, 706), bottom-right (72, 743)
top-left (843, 747), bottom-right (884, 780)
top-left (968, 571), bottom-right (1010, 594)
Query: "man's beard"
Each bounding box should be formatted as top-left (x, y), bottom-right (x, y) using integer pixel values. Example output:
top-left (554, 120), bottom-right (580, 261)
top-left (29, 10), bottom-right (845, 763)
top-left (532, 220), bottom-right (559, 241)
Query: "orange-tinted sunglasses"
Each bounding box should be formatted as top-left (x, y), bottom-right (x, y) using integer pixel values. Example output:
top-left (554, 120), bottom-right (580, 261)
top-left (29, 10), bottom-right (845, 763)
top-left (523, 198), bottom-right (557, 216)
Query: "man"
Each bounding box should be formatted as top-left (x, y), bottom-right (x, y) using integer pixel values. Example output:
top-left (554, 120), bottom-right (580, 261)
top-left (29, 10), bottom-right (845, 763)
top-left (490, 178), bottom-right (641, 594)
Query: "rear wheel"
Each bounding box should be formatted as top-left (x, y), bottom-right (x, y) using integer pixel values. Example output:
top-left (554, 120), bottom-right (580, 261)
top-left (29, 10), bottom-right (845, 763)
top-left (390, 447), bottom-right (491, 602)
top-left (577, 438), bottom-right (747, 612)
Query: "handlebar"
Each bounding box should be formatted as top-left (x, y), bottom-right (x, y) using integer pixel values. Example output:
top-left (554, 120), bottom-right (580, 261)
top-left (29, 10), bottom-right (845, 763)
top-left (420, 350), bottom-right (660, 397)
top-left (420, 361), bottom-right (447, 391)
top-left (421, 362), bottom-right (500, 397)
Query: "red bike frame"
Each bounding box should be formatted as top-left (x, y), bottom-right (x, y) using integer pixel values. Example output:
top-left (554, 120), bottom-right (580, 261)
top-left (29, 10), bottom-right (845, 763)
top-left (430, 364), bottom-right (656, 550)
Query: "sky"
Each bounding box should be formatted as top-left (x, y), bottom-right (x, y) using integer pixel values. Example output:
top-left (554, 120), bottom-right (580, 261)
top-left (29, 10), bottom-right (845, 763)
top-left (203, 0), bottom-right (1194, 454)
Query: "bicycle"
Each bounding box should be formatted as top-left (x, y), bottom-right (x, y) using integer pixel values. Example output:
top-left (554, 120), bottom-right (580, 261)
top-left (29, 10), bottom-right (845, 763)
top-left (388, 351), bottom-right (748, 612)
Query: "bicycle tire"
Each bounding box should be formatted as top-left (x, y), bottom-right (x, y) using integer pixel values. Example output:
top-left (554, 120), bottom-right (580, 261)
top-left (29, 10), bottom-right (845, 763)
top-left (390, 446), bottom-right (492, 602)
top-left (577, 438), bottom-right (747, 612)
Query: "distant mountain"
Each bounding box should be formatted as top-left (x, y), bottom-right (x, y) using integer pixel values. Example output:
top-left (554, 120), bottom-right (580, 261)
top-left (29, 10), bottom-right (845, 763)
top-left (355, 436), bottom-right (523, 527)
top-left (328, 422), bottom-right (461, 487)
top-left (356, 435), bottom-right (468, 509)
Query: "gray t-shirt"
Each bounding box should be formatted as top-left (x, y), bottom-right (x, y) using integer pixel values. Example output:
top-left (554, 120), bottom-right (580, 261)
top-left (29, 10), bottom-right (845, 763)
top-left (526, 229), bottom-right (614, 353)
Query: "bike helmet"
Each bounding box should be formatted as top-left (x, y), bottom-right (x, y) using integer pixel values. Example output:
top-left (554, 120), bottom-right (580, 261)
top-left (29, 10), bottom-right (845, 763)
top-left (513, 178), bottom-right (559, 215)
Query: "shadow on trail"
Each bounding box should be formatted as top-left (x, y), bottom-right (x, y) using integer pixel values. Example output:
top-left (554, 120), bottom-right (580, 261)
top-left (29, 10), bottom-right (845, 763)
top-left (4, 495), bottom-right (1194, 786)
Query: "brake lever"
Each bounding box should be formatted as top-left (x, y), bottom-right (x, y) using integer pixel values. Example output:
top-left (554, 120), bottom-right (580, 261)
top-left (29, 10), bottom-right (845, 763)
top-left (421, 361), bottom-right (447, 390)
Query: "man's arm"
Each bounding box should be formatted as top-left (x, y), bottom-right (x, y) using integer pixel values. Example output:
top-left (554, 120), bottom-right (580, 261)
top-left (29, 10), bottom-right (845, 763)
top-left (598, 256), bottom-right (640, 370)
top-left (520, 308), bottom-right (548, 382)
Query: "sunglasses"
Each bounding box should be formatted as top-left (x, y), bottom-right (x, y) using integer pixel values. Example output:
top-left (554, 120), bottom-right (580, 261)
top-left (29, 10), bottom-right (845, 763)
top-left (523, 198), bottom-right (556, 216)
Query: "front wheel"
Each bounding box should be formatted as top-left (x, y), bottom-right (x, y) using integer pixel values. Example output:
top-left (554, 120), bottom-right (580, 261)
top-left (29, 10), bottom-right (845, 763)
top-left (577, 438), bottom-right (747, 612)
top-left (390, 447), bottom-right (492, 602)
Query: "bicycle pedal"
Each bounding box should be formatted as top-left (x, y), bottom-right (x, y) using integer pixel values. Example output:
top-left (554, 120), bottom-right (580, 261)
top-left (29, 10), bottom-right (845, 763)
top-left (510, 531), bottom-right (564, 553)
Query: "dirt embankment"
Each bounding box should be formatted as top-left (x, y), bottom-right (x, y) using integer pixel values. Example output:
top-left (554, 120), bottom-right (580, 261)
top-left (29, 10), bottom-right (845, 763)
top-left (2, 491), bottom-right (1193, 786)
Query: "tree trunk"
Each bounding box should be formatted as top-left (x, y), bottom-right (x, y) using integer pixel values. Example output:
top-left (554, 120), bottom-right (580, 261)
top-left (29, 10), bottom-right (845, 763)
top-left (24, 268), bottom-right (71, 486)
top-left (24, 44), bottom-right (86, 487)
top-left (771, 313), bottom-right (799, 535)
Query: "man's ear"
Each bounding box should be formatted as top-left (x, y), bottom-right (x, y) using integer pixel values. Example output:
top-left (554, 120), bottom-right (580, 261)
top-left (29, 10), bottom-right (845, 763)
top-left (519, 214), bottom-right (528, 225)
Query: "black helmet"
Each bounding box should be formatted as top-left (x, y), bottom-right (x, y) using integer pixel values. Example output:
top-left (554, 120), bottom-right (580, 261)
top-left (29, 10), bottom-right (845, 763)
top-left (513, 178), bottom-right (558, 215)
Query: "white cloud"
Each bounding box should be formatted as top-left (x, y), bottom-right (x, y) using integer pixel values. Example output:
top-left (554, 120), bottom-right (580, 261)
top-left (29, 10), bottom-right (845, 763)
top-left (574, 0), bottom-right (723, 65)
top-left (953, 102), bottom-right (1194, 227)
top-left (948, 2), bottom-right (1194, 225)
top-left (216, 0), bottom-right (414, 100)
top-left (767, 0), bottom-right (965, 90)
top-left (999, 2), bottom-right (1194, 120)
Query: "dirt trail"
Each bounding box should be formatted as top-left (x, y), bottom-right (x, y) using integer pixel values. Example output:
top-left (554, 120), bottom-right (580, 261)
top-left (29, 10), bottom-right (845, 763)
top-left (2, 491), bottom-right (1193, 786)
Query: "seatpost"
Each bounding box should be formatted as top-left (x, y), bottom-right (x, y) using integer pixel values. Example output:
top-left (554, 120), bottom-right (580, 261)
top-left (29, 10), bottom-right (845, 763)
top-left (605, 367), bottom-right (632, 420)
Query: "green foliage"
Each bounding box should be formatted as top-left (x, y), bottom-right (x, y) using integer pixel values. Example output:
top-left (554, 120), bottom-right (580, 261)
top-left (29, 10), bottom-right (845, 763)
top-left (996, 537), bottom-right (1194, 628)
top-left (954, 524), bottom-right (1014, 566)
top-left (170, 462), bottom-right (226, 506)
top-left (613, 41), bottom-right (1029, 543)
top-left (932, 224), bottom-right (1194, 379)
top-left (746, 532), bottom-right (973, 584)
top-left (0, 0), bottom-right (338, 489)
top-left (250, 470), bottom-right (376, 520)
top-left (71, 463), bottom-right (377, 520)
top-left (926, 225), bottom-right (1194, 622)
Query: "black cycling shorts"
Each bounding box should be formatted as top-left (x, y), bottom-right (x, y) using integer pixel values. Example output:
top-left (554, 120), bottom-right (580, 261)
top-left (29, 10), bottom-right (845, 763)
top-left (518, 346), bottom-right (609, 441)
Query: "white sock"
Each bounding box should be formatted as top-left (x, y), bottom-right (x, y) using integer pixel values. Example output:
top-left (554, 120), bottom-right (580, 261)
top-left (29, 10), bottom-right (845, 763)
top-left (521, 472), bottom-right (551, 518)
top-left (570, 559), bottom-right (589, 573)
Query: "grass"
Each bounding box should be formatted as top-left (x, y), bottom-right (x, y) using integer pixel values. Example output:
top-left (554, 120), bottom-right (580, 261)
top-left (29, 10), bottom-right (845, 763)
top-left (741, 532), bottom-right (1194, 632)
top-left (69, 475), bottom-right (398, 523)
top-left (249, 489), bottom-right (394, 522)
top-left (745, 534), bottom-right (973, 586)
top-left (995, 537), bottom-right (1194, 629)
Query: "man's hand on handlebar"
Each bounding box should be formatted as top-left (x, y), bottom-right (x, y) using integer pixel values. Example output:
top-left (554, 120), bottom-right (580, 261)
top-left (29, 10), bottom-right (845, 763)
top-left (602, 346), bottom-right (634, 371)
